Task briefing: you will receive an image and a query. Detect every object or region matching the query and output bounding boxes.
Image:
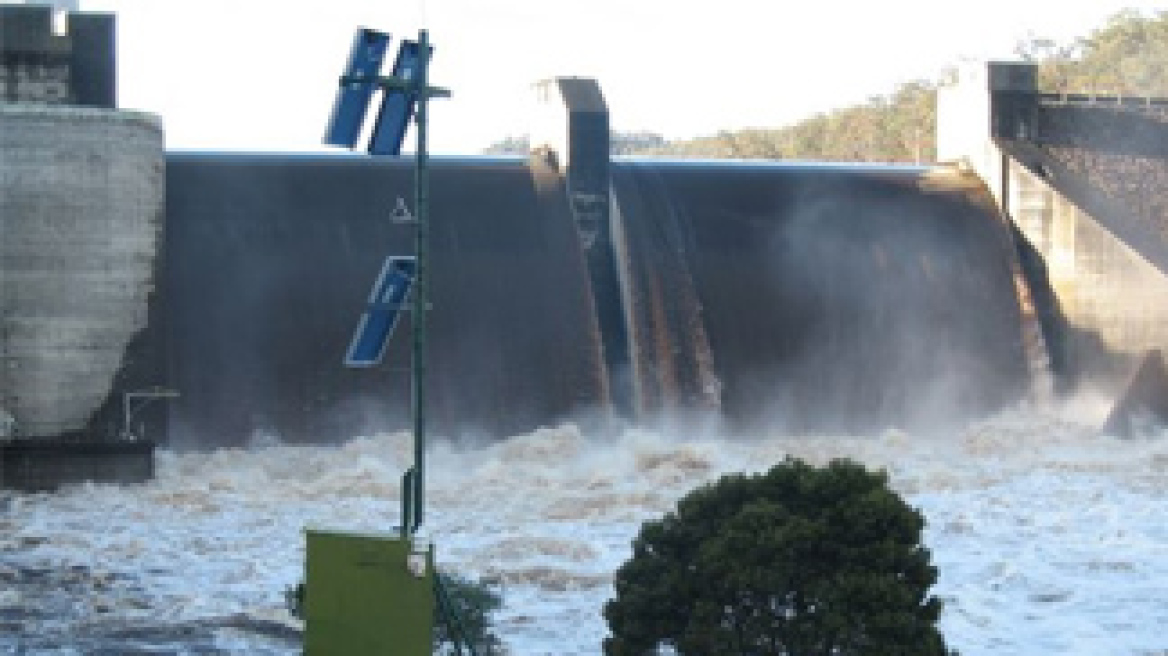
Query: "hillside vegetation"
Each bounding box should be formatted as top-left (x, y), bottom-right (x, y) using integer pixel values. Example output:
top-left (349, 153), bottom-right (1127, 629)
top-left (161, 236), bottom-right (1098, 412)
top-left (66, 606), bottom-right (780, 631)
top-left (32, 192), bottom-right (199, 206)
top-left (660, 9), bottom-right (1168, 163)
top-left (488, 10), bottom-right (1168, 163)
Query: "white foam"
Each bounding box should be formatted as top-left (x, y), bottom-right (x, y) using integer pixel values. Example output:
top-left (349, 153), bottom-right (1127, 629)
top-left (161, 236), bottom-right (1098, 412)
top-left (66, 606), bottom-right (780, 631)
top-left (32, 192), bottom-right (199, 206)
top-left (4, 404), bottom-right (1167, 653)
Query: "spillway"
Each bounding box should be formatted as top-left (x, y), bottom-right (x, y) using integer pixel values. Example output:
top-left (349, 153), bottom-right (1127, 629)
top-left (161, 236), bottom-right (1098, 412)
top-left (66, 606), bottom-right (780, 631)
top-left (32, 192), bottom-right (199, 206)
top-left (612, 161), bottom-right (1030, 432)
top-left (151, 154), bottom-right (1031, 447)
top-left (161, 153), bottom-right (606, 446)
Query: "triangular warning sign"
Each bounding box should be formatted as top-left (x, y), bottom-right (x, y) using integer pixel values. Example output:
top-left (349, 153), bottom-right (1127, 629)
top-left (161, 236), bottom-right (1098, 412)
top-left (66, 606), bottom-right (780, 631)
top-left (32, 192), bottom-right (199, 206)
top-left (390, 197), bottom-right (414, 224)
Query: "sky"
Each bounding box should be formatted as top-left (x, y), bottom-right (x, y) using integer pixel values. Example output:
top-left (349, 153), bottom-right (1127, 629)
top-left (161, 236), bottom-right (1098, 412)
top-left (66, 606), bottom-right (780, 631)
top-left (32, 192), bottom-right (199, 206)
top-left (61, 0), bottom-right (1168, 153)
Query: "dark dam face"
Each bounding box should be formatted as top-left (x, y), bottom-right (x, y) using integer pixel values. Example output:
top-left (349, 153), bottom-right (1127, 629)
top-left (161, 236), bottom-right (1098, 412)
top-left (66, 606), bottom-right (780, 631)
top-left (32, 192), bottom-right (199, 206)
top-left (156, 154), bottom-right (1027, 447)
top-left (612, 161), bottom-right (1028, 433)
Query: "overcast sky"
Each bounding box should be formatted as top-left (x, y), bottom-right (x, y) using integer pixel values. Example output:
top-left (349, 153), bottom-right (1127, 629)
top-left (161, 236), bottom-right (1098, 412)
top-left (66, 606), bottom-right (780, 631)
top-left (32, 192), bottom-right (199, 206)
top-left (69, 0), bottom-right (1168, 153)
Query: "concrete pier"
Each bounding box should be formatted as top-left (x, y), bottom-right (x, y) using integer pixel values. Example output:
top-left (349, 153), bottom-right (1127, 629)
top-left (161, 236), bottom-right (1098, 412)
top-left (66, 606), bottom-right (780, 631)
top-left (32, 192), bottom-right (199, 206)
top-left (940, 62), bottom-right (1168, 389)
top-left (0, 105), bottom-right (163, 440)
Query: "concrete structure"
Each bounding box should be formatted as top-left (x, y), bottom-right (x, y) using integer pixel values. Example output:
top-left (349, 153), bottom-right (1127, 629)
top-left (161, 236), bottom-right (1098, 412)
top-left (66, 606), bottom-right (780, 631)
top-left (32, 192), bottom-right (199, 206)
top-left (530, 77), bottom-right (610, 246)
top-left (939, 62), bottom-right (1168, 388)
top-left (1, 6), bottom-right (158, 490)
top-left (1, 66), bottom-right (1030, 449)
top-left (0, 437), bottom-right (153, 492)
top-left (160, 153), bottom-right (605, 445)
top-left (0, 3), bottom-right (116, 107)
top-left (530, 78), bottom-right (631, 414)
top-left (0, 3), bottom-right (70, 104)
top-left (155, 154), bottom-right (1028, 445)
top-left (0, 36), bottom-right (1066, 458)
top-left (0, 104), bottom-right (163, 439)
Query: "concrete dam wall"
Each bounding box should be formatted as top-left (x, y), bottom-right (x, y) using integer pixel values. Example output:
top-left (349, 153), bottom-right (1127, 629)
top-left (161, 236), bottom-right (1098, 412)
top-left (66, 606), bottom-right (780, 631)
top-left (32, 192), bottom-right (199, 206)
top-left (940, 61), bottom-right (1168, 393)
top-left (160, 153), bottom-right (606, 446)
top-left (1005, 101), bottom-right (1168, 384)
top-left (151, 154), bottom-right (1031, 447)
top-left (611, 162), bottom-right (1030, 433)
top-left (0, 105), bottom-right (163, 440)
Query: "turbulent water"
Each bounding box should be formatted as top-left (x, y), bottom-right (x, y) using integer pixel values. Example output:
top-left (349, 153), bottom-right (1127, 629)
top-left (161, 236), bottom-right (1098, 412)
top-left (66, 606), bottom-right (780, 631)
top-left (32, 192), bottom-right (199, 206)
top-left (2, 399), bottom-right (1167, 654)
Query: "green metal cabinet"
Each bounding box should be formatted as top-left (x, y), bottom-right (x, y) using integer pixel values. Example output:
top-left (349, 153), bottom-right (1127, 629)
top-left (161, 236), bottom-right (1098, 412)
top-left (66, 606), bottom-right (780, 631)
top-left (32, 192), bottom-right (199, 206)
top-left (304, 529), bottom-right (434, 655)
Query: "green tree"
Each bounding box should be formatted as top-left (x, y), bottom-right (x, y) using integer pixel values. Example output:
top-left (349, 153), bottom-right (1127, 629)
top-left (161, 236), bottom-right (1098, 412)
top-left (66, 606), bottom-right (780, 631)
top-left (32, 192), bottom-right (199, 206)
top-left (603, 458), bottom-right (952, 655)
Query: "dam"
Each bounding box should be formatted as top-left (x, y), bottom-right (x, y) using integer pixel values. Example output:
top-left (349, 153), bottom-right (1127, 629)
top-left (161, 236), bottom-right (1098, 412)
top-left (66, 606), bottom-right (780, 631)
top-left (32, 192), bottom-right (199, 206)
top-left (156, 152), bottom-right (1029, 446)
top-left (4, 6), bottom-right (1168, 487)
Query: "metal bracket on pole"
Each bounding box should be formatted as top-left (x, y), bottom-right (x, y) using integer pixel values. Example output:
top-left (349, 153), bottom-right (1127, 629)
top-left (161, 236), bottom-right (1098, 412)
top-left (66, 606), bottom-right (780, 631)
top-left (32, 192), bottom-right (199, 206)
top-left (339, 74), bottom-right (450, 99)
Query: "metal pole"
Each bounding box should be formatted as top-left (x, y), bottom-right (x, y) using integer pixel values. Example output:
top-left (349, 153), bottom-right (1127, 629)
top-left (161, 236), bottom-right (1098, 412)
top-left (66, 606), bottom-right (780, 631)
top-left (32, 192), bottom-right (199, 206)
top-left (410, 28), bottom-right (430, 534)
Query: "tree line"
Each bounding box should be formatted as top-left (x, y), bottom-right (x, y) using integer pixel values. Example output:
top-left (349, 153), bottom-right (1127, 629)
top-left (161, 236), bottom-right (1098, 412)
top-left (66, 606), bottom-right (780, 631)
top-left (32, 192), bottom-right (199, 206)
top-left (485, 9), bottom-right (1168, 163)
top-left (1024, 8), bottom-right (1168, 97)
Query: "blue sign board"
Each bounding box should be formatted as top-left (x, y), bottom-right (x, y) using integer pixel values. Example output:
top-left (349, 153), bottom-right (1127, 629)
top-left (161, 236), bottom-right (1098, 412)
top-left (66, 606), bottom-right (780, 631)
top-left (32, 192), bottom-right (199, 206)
top-left (368, 40), bottom-right (430, 156)
top-left (324, 28), bottom-right (391, 149)
top-left (345, 256), bottom-right (417, 367)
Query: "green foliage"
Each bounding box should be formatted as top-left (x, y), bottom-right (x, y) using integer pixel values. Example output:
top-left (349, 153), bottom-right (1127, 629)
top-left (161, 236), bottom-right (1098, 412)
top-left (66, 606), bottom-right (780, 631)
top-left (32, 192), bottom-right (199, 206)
top-left (629, 81), bottom-right (938, 164)
top-left (633, 11), bottom-right (1168, 163)
top-left (482, 131), bottom-right (669, 156)
top-left (435, 572), bottom-right (505, 655)
top-left (603, 458), bottom-right (953, 655)
top-left (488, 11), bottom-right (1168, 165)
top-left (1019, 9), bottom-right (1168, 96)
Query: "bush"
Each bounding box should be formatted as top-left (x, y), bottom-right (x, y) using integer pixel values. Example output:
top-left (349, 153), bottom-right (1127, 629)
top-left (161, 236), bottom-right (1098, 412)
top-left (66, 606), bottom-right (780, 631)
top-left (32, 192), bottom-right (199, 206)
top-left (435, 572), bottom-right (505, 655)
top-left (603, 457), bottom-right (953, 655)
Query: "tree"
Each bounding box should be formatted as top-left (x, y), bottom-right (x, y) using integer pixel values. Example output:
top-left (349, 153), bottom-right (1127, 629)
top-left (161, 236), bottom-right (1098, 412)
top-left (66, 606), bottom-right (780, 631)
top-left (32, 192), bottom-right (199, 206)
top-left (1017, 9), bottom-right (1168, 96)
top-left (603, 458), bottom-right (952, 655)
top-left (623, 80), bottom-right (939, 164)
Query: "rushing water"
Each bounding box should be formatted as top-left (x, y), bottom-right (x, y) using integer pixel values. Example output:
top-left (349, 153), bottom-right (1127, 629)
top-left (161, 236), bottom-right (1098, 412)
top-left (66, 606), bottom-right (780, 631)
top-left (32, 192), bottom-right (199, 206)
top-left (2, 399), bottom-right (1167, 654)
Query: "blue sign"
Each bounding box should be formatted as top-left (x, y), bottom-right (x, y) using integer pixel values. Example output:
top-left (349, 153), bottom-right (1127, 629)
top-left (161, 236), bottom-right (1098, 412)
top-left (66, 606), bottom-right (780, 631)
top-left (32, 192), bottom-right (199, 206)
top-left (368, 40), bottom-right (430, 156)
top-left (324, 28), bottom-right (391, 149)
top-left (345, 256), bottom-right (417, 367)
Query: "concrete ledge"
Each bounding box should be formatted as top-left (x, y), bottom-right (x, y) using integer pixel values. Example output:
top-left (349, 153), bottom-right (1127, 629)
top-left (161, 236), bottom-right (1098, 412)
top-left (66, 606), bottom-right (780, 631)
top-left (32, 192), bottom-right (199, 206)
top-left (0, 438), bottom-right (154, 492)
top-left (0, 102), bottom-right (161, 129)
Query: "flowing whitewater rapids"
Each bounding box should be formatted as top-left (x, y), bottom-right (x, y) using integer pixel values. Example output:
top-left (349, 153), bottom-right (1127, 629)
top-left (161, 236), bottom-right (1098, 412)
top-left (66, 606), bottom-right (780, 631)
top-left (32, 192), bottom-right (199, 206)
top-left (2, 400), bottom-right (1166, 654)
